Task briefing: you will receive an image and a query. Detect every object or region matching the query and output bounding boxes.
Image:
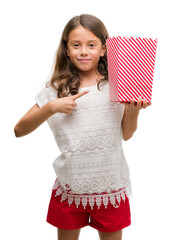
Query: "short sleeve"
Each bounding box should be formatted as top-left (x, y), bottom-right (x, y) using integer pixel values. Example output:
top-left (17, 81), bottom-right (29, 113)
top-left (34, 83), bottom-right (57, 108)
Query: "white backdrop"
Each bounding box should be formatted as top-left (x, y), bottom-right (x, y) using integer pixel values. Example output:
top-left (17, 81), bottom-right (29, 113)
top-left (1, 0), bottom-right (171, 239)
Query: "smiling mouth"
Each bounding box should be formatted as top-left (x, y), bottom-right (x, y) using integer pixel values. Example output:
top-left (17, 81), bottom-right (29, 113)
top-left (77, 59), bottom-right (91, 62)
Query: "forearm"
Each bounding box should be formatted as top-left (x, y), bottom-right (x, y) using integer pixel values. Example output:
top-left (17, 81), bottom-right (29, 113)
top-left (14, 102), bottom-right (54, 137)
top-left (122, 109), bottom-right (139, 141)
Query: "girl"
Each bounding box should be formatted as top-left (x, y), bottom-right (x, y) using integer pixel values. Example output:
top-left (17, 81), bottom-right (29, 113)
top-left (14, 14), bottom-right (151, 240)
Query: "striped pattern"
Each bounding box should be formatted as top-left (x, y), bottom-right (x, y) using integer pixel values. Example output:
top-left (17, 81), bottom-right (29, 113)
top-left (106, 36), bottom-right (158, 102)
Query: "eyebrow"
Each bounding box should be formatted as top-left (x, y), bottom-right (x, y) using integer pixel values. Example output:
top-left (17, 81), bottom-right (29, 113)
top-left (70, 40), bottom-right (98, 43)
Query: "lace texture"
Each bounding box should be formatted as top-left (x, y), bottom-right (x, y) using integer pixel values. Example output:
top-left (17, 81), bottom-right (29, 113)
top-left (52, 150), bottom-right (131, 194)
top-left (52, 179), bottom-right (131, 209)
top-left (35, 81), bottom-right (132, 210)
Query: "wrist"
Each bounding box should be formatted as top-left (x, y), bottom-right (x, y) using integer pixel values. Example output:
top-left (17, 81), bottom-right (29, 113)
top-left (47, 101), bottom-right (57, 115)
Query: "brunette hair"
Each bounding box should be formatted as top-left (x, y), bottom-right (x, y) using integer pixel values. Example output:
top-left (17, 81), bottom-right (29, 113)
top-left (47, 14), bottom-right (109, 98)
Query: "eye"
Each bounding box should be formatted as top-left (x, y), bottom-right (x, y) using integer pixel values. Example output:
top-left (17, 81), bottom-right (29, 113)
top-left (89, 43), bottom-right (95, 48)
top-left (73, 43), bottom-right (79, 48)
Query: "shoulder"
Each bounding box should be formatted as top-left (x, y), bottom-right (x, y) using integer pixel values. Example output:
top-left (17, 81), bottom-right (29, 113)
top-left (35, 82), bottom-right (57, 98)
top-left (100, 79), bottom-right (109, 88)
top-left (34, 81), bottom-right (58, 108)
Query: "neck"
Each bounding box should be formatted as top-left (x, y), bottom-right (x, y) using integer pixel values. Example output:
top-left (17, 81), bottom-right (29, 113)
top-left (78, 69), bottom-right (102, 84)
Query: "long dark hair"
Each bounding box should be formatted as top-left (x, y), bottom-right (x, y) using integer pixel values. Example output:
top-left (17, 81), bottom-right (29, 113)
top-left (48, 14), bottom-right (109, 98)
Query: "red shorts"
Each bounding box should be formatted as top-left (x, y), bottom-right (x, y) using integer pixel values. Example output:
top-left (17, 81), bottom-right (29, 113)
top-left (46, 189), bottom-right (131, 233)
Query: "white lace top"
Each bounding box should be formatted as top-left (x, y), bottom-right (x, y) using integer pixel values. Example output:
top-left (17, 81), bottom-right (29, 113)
top-left (35, 81), bottom-right (132, 210)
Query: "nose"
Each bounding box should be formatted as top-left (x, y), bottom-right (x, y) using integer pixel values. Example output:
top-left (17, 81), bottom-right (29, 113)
top-left (80, 46), bottom-right (88, 56)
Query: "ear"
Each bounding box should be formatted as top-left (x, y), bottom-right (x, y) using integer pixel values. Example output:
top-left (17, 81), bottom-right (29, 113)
top-left (100, 44), bottom-right (106, 57)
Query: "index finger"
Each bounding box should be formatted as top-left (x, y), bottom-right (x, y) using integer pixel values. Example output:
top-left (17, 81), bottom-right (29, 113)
top-left (70, 90), bottom-right (89, 100)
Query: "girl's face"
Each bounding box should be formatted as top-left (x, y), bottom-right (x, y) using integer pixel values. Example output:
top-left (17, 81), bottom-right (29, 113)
top-left (66, 26), bottom-right (106, 74)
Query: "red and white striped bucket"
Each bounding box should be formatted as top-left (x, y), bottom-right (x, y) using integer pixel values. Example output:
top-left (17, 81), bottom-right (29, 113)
top-left (106, 36), bottom-right (158, 102)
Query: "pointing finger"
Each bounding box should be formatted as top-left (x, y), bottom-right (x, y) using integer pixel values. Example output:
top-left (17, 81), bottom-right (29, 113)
top-left (70, 90), bottom-right (89, 100)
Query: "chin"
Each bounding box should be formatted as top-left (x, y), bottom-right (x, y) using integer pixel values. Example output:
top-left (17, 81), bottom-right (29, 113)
top-left (77, 65), bottom-right (97, 72)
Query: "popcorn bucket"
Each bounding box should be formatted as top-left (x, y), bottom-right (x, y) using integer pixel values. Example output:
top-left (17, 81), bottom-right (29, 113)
top-left (106, 36), bottom-right (158, 102)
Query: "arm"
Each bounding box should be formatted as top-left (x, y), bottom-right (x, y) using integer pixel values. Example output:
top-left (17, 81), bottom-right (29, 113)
top-left (121, 105), bottom-right (139, 141)
top-left (14, 102), bottom-right (54, 137)
top-left (121, 97), bottom-right (151, 141)
top-left (14, 90), bottom-right (89, 138)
